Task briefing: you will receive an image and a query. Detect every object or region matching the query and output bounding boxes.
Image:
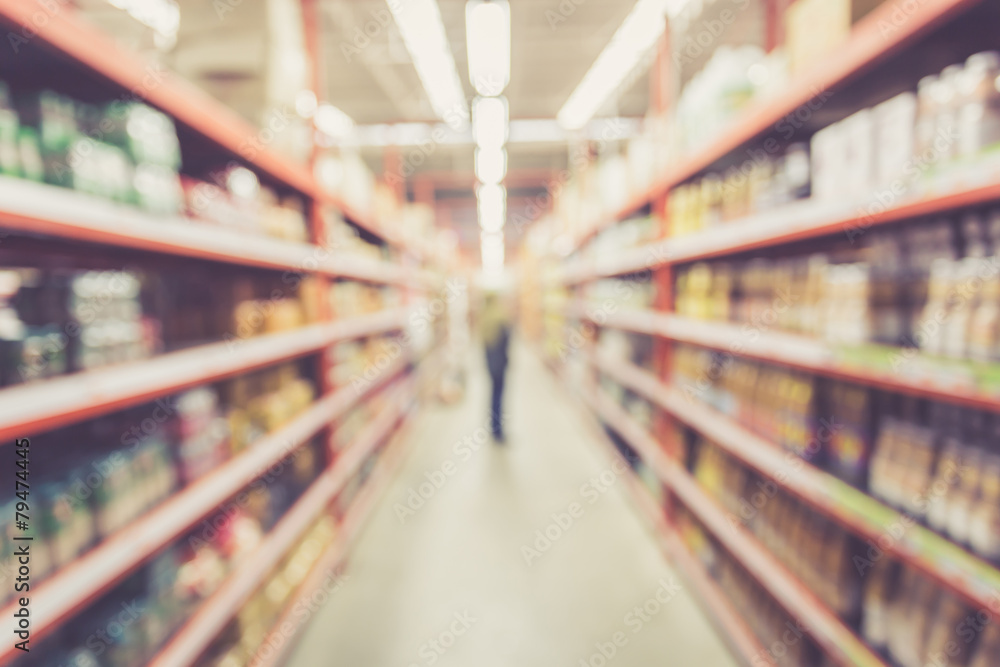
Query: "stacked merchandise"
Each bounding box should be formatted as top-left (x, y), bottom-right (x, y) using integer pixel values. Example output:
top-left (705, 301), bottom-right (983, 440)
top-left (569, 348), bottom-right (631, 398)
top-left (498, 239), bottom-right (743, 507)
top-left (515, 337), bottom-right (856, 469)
top-left (0, 84), bottom-right (182, 213)
top-left (580, 216), bottom-right (660, 261)
top-left (0, 360), bottom-right (318, 609)
top-left (674, 211), bottom-right (1000, 358)
top-left (0, 80), bottom-right (310, 240)
top-left (672, 338), bottom-right (1000, 561)
top-left (0, 266), bottom-right (319, 386)
top-left (670, 51), bottom-right (1000, 239)
top-left (204, 515), bottom-right (338, 667)
top-left (675, 507), bottom-right (832, 667)
top-left (329, 281), bottom-right (403, 319)
top-left (17, 438), bottom-right (325, 667)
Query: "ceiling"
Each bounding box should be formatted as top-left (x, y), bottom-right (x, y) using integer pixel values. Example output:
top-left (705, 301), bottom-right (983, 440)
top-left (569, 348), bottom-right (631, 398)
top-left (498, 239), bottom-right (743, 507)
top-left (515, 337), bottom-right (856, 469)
top-left (157, 0), bottom-right (666, 247)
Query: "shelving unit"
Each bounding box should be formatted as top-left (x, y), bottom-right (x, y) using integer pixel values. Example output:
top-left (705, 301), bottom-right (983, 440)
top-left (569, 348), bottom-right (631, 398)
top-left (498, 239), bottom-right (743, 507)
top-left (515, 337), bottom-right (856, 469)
top-left (536, 0), bottom-right (1000, 663)
top-left (149, 378), bottom-right (416, 667)
top-left (590, 352), bottom-right (1000, 612)
top-left (559, 364), bottom-right (770, 667)
top-left (0, 356), bottom-right (411, 664)
top-left (565, 0), bottom-right (987, 254)
top-left (575, 381), bottom-right (885, 666)
top-left (0, 2), bottom-right (447, 664)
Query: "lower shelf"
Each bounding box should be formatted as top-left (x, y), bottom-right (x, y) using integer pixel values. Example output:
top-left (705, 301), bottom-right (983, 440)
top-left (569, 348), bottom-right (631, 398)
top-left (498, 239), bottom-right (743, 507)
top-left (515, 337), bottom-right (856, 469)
top-left (576, 378), bottom-right (886, 667)
top-left (148, 378), bottom-right (416, 667)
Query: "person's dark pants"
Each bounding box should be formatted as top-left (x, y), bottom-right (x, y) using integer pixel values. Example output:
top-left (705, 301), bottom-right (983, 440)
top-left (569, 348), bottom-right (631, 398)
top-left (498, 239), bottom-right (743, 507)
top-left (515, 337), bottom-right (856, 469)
top-left (489, 368), bottom-right (505, 439)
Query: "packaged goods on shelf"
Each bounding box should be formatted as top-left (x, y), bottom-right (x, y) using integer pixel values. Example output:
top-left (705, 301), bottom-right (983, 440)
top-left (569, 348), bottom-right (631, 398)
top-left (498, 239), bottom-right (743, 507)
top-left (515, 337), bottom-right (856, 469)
top-left (0, 359), bottom-right (318, 607)
top-left (861, 556), bottom-right (1000, 667)
top-left (674, 508), bottom-right (832, 667)
top-left (583, 215), bottom-right (659, 258)
top-left (784, 0), bottom-right (881, 75)
top-left (0, 82), bottom-right (184, 213)
top-left (327, 335), bottom-right (403, 391)
top-left (324, 210), bottom-right (391, 262)
top-left (182, 166), bottom-right (309, 242)
top-left (0, 265), bottom-right (317, 386)
top-left (0, 268), bottom-right (159, 385)
top-left (204, 515), bottom-right (338, 667)
top-left (672, 341), bottom-right (1000, 561)
top-left (668, 142), bottom-right (810, 237)
top-left (329, 280), bottom-right (402, 318)
top-left (596, 329), bottom-right (654, 369)
top-left (582, 277), bottom-right (657, 312)
top-left (18, 437), bottom-right (324, 667)
top-left (674, 208), bottom-right (1000, 360)
top-left (597, 375), bottom-right (654, 434)
top-left (689, 438), bottom-right (863, 620)
top-left (222, 362), bottom-right (316, 455)
top-left (812, 52), bottom-right (1000, 201)
top-left (674, 45), bottom-right (769, 155)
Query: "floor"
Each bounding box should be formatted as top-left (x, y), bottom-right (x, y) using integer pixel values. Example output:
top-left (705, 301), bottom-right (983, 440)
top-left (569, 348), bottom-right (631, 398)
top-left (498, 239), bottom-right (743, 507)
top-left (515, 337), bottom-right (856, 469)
top-left (287, 340), bottom-right (737, 667)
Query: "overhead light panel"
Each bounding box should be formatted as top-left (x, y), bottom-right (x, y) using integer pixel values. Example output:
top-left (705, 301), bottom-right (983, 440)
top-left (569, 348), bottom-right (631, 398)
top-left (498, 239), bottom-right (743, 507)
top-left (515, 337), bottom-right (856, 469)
top-left (475, 147), bottom-right (507, 184)
top-left (472, 96), bottom-right (509, 150)
top-left (465, 0), bottom-right (511, 96)
top-left (314, 104), bottom-right (355, 140)
top-left (386, 0), bottom-right (469, 127)
top-left (557, 0), bottom-right (673, 130)
top-left (481, 231), bottom-right (505, 272)
top-left (477, 183), bottom-right (506, 233)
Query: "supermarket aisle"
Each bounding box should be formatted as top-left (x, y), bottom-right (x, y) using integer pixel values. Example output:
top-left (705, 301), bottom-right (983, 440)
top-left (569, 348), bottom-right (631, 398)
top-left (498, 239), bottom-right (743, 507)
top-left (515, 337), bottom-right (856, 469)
top-left (288, 339), bottom-right (735, 667)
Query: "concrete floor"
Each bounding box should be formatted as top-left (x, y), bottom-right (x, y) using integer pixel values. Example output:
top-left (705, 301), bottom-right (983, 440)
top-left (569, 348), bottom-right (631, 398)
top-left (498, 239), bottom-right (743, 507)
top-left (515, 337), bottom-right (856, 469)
top-left (287, 341), bottom-right (737, 667)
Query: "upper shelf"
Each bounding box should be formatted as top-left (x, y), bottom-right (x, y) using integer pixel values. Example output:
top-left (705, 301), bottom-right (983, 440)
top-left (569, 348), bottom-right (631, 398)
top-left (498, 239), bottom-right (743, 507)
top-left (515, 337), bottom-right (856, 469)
top-left (0, 0), bottom-right (400, 247)
top-left (572, 304), bottom-right (1000, 412)
top-left (0, 177), bottom-right (426, 286)
top-left (559, 179), bottom-right (1000, 283)
top-left (567, 0), bottom-right (986, 256)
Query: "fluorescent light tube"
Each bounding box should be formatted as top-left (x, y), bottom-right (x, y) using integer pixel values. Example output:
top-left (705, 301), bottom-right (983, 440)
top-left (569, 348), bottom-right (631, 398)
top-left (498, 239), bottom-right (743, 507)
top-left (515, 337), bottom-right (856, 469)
top-left (314, 104), bottom-right (355, 139)
top-left (473, 96), bottom-right (509, 149)
top-left (477, 183), bottom-right (506, 232)
top-left (475, 147), bottom-right (507, 184)
top-left (557, 0), bottom-right (673, 130)
top-left (465, 0), bottom-right (511, 96)
top-left (481, 231), bottom-right (505, 270)
top-left (386, 0), bottom-right (470, 126)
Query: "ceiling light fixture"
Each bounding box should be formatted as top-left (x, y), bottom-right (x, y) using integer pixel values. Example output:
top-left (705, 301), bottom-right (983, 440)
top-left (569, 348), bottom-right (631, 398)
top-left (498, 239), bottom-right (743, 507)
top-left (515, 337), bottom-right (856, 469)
top-left (465, 0), bottom-right (511, 97)
top-left (386, 0), bottom-right (470, 127)
top-left (557, 0), bottom-right (680, 130)
top-left (475, 147), bottom-right (507, 185)
top-left (481, 231), bottom-right (505, 272)
top-left (472, 96), bottom-right (509, 150)
top-left (314, 104), bottom-right (355, 140)
top-left (477, 183), bottom-right (506, 233)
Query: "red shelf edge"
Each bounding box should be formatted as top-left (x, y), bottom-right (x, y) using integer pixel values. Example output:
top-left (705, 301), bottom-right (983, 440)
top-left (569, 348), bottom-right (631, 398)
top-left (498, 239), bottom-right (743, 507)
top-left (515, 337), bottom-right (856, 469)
top-left (0, 309), bottom-right (409, 442)
top-left (659, 314), bottom-right (1000, 412)
top-left (582, 384), bottom-right (886, 667)
top-left (564, 0), bottom-right (983, 258)
top-left (591, 352), bottom-right (1000, 614)
top-left (249, 389), bottom-right (420, 667)
top-left (0, 363), bottom-right (410, 666)
top-left (148, 378), bottom-right (416, 667)
top-left (0, 1), bottom-right (419, 251)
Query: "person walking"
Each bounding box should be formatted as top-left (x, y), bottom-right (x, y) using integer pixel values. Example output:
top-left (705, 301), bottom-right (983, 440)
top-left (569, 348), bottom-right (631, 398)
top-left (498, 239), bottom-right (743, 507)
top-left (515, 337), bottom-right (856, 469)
top-left (481, 290), bottom-right (511, 442)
